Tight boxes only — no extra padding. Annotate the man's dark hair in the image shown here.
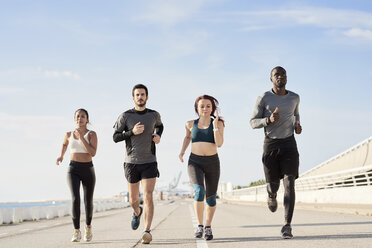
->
[132,84,148,96]
[271,66,286,75]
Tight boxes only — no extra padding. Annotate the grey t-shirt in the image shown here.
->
[250,90,300,139]
[113,108,163,164]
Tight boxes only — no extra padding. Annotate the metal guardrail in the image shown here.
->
[222,164,372,197]
[296,164,372,191]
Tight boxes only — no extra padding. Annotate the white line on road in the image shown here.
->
[189,204,208,248]
[0,233,9,236]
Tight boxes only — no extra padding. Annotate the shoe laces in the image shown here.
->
[205,227,212,235]
[72,229,81,240]
[196,226,203,233]
[282,225,292,233]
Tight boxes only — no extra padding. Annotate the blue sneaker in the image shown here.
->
[131,206,143,230]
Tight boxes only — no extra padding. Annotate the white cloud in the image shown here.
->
[230,8,372,29]
[344,28,372,42]
[0,87,25,94]
[0,67,81,83]
[0,112,70,140]
[285,8,372,29]
[58,21,123,45]
[134,0,207,27]
[239,25,272,32]
[44,70,81,80]
[226,8,372,43]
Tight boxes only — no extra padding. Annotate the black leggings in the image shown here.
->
[188,153,220,206]
[267,175,296,223]
[67,161,96,229]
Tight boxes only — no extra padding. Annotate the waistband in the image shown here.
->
[189,153,219,164]
[263,135,297,153]
[69,160,93,167]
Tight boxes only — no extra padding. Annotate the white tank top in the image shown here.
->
[69,130,91,154]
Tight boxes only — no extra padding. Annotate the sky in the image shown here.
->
[0,0,371,202]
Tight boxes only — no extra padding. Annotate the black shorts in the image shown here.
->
[124,162,159,184]
[262,149,299,183]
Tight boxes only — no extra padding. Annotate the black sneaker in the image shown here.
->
[194,225,203,238]
[204,227,213,241]
[281,224,293,239]
[267,194,277,212]
[131,206,143,230]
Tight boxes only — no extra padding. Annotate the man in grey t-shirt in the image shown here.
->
[250,66,302,239]
[113,84,163,244]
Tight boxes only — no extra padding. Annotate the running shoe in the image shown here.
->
[131,206,143,230]
[71,229,81,242]
[141,230,152,244]
[204,227,213,241]
[84,226,93,242]
[281,224,293,239]
[267,194,278,212]
[194,225,203,238]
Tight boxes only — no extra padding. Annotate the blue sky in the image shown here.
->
[0,0,371,202]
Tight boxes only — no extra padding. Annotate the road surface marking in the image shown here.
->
[189,204,208,248]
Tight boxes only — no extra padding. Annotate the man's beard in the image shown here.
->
[136,100,146,107]
[276,81,286,88]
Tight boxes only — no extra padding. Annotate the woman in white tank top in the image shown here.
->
[56,109,98,242]
[57,109,98,163]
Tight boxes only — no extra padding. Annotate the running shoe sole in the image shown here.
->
[267,196,278,212]
[142,232,152,244]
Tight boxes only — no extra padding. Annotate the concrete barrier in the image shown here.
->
[0,199,129,224]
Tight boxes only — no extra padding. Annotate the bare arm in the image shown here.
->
[79,130,98,157]
[294,97,302,134]
[56,132,70,165]
[179,121,193,162]
[213,120,224,147]
[212,112,224,147]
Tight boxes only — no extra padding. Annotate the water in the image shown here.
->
[0,201,69,208]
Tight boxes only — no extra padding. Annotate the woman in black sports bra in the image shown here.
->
[179,95,225,241]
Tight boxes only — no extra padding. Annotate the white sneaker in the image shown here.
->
[71,229,81,242]
[84,226,93,242]
[141,231,152,244]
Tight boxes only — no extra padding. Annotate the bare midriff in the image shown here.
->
[191,142,217,156]
[70,153,92,162]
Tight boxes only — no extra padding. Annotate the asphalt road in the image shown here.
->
[1,199,372,248]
